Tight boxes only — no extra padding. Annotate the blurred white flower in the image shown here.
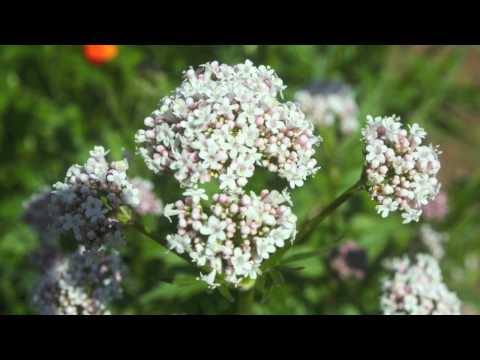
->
[381,254,461,315]
[294,81,359,135]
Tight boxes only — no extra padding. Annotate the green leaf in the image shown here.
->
[282,250,322,265]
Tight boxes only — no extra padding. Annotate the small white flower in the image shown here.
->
[200,216,227,244]
[164,203,181,222]
[376,198,399,218]
[409,123,426,142]
[231,248,252,276]
[183,188,208,204]
[198,270,220,290]
[166,234,191,254]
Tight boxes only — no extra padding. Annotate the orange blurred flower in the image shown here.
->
[84,45,119,65]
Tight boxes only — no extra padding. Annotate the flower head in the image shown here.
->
[135,60,321,192]
[32,250,124,315]
[48,146,139,252]
[361,115,441,223]
[381,254,461,315]
[164,188,297,287]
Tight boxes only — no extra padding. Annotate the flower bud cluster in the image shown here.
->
[48,146,140,251]
[164,188,297,288]
[135,60,320,191]
[32,250,124,315]
[361,115,441,223]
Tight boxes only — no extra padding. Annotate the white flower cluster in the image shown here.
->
[164,188,297,288]
[420,224,448,260]
[131,177,163,216]
[361,115,441,223]
[33,250,124,315]
[48,146,140,251]
[381,254,461,315]
[295,81,359,135]
[135,60,320,191]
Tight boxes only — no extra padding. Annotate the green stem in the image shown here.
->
[295,176,365,244]
[261,175,366,272]
[236,289,254,315]
[131,221,192,265]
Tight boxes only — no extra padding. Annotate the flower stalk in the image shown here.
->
[236,288,255,315]
[295,174,366,244]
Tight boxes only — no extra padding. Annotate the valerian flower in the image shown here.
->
[32,250,124,315]
[135,60,321,192]
[164,188,297,287]
[361,115,441,223]
[48,146,140,252]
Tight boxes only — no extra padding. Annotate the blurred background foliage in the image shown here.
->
[1,45,479,314]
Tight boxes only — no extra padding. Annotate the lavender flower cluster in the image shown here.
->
[135,60,320,191]
[381,254,460,315]
[48,146,140,252]
[165,188,297,288]
[295,81,359,135]
[23,147,156,315]
[32,250,124,315]
[361,115,441,223]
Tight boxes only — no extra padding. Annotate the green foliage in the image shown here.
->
[1,45,480,314]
